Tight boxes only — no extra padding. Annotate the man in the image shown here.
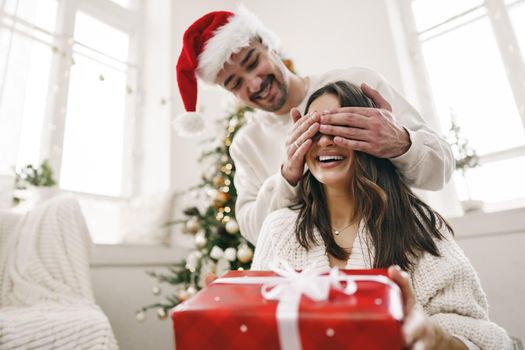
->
[175,8,453,245]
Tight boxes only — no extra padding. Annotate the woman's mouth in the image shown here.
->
[316,155,347,168]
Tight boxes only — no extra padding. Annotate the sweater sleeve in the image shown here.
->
[341,68,454,191]
[250,212,277,270]
[411,232,512,350]
[230,134,298,245]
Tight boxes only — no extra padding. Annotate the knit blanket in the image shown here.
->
[0,196,118,349]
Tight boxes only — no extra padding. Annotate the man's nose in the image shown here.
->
[246,73,262,94]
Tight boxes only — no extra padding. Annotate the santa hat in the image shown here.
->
[174,6,280,136]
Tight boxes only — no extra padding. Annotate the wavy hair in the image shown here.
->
[290,81,452,271]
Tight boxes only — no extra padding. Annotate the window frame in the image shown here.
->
[0,0,142,198]
[398,0,525,210]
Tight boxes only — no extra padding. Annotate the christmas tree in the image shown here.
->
[137,102,255,321]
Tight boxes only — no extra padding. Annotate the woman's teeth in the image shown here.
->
[318,155,345,163]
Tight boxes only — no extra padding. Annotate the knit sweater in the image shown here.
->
[251,208,512,350]
[230,67,454,245]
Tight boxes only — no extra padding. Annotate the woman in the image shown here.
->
[251,81,511,349]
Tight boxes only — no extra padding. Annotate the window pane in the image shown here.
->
[421,17,525,155]
[4,0,58,33]
[0,30,53,172]
[455,156,525,203]
[74,12,129,62]
[411,0,484,32]
[60,14,129,197]
[509,0,525,64]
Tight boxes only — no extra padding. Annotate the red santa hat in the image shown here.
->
[174,6,280,136]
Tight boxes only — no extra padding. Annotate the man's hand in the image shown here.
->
[282,108,319,186]
[388,266,468,350]
[319,83,411,158]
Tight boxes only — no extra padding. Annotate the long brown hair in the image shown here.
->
[291,81,452,271]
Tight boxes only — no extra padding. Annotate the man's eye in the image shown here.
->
[232,79,241,91]
[247,58,259,71]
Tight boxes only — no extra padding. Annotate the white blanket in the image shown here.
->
[0,196,118,349]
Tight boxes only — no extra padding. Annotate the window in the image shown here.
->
[402,0,525,209]
[0,0,140,242]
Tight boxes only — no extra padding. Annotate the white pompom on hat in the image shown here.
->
[174,6,280,136]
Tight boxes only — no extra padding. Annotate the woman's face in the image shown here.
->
[305,93,354,188]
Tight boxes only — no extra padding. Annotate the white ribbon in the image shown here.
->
[213,260,403,350]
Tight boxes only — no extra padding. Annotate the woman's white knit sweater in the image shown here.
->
[251,208,512,350]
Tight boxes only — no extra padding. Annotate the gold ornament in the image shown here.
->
[178,289,190,302]
[186,217,200,234]
[225,219,239,234]
[212,192,230,208]
[237,245,253,263]
[152,286,161,295]
[156,308,167,320]
[213,175,225,187]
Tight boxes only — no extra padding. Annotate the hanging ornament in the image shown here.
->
[185,250,202,272]
[194,230,207,248]
[135,310,146,322]
[225,219,239,234]
[178,289,190,302]
[237,245,253,263]
[156,308,168,320]
[213,175,225,187]
[210,246,224,260]
[186,285,197,296]
[224,247,237,262]
[212,192,230,208]
[152,286,161,296]
[185,217,200,234]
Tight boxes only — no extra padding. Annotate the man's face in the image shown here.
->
[215,39,288,113]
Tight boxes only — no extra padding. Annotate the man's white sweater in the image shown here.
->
[230,67,454,245]
[252,208,512,350]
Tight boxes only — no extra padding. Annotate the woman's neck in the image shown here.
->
[323,184,355,228]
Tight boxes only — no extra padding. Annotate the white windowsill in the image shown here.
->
[448,206,525,239]
[89,242,185,267]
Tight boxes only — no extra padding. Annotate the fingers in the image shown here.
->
[320,112,369,128]
[290,107,302,123]
[402,308,426,346]
[290,139,313,163]
[361,82,393,112]
[319,124,369,141]
[333,137,370,153]
[287,120,319,157]
[387,265,416,312]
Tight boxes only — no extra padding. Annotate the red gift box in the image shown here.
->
[172,269,404,350]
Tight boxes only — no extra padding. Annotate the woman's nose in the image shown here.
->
[316,133,335,146]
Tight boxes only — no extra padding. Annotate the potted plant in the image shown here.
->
[14,160,58,209]
[448,119,482,213]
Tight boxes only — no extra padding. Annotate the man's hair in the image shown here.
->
[290,81,452,271]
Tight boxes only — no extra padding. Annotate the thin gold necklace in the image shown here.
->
[333,222,353,236]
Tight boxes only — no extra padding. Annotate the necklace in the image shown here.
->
[333,222,353,235]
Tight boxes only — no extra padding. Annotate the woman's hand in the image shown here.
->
[388,266,468,350]
[281,108,319,186]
